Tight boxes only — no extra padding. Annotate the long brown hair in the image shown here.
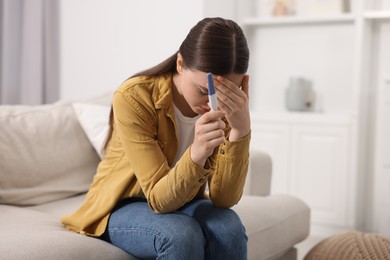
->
[102,17,249,153]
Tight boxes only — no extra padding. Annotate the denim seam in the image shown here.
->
[109,227,169,253]
[197,222,215,260]
[109,227,167,241]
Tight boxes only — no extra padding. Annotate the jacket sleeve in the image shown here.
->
[208,131,251,208]
[113,90,210,213]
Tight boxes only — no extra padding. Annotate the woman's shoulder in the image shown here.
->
[114,73,173,108]
[117,74,172,95]
[117,75,156,93]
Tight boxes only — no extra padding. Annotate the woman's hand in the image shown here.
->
[191,110,226,167]
[215,75,250,141]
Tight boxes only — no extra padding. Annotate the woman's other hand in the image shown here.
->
[215,75,250,141]
[191,110,226,167]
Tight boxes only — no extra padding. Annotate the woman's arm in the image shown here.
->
[208,75,251,207]
[113,89,210,213]
[208,132,251,208]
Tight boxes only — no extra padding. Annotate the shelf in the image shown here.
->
[364,11,390,21]
[242,14,355,27]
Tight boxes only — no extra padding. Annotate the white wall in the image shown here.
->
[248,23,355,114]
[58,0,205,101]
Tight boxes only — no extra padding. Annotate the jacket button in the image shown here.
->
[220,149,225,154]
[199,178,204,183]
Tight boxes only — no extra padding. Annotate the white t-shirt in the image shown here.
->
[172,104,200,167]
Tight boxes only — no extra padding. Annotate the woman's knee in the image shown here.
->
[205,208,247,259]
[166,215,205,245]
[213,208,247,240]
[157,215,205,259]
[180,200,247,243]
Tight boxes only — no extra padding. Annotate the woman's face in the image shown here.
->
[174,68,244,116]
[177,69,212,115]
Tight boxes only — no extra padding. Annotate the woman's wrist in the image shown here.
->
[228,128,250,142]
[190,145,207,167]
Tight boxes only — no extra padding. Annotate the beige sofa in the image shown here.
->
[0,93,310,260]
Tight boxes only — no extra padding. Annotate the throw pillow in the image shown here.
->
[0,102,100,206]
[72,103,111,158]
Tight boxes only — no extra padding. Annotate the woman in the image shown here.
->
[62,17,251,260]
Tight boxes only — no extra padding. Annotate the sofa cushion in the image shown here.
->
[0,102,100,206]
[31,193,310,260]
[0,204,134,260]
[233,194,310,260]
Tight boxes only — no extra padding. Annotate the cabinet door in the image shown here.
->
[251,122,290,193]
[377,169,390,237]
[381,82,390,169]
[372,23,390,236]
[374,80,390,237]
[290,125,350,227]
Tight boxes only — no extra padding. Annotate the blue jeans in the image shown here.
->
[101,198,247,260]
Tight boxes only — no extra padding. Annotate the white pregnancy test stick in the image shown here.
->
[207,73,218,111]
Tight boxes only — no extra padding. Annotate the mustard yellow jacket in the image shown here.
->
[61,73,250,237]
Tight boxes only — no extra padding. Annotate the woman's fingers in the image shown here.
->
[213,75,251,141]
[214,76,248,111]
[190,110,226,166]
[195,111,226,141]
[196,110,225,124]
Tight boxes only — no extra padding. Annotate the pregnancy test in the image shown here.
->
[207,73,218,111]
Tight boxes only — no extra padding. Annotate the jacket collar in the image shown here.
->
[153,73,174,113]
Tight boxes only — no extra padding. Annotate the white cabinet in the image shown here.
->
[373,85,390,236]
[251,114,354,235]
[290,124,349,227]
[250,122,290,193]
[372,64,390,236]
[236,0,390,237]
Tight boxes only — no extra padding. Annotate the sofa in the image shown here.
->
[0,92,310,260]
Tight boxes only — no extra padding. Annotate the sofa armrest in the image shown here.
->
[243,150,272,197]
